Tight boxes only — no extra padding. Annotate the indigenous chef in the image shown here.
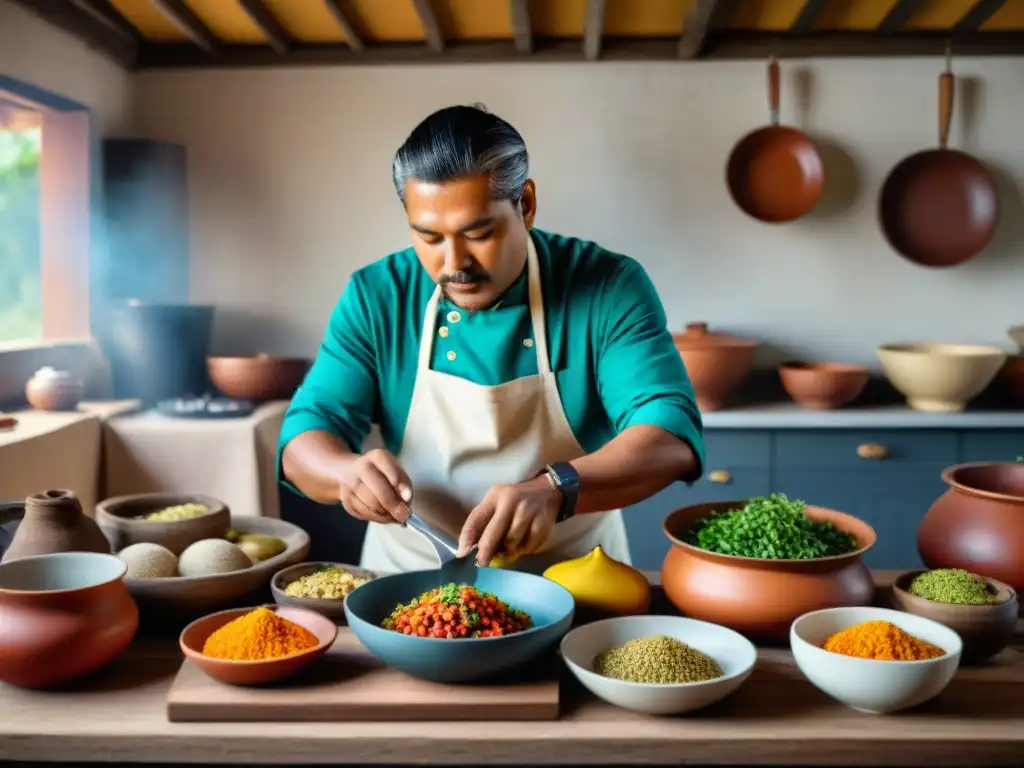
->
[278,104,704,574]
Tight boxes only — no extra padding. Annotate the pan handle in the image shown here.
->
[767,57,780,126]
[938,52,953,150]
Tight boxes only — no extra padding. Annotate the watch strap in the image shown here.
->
[541,462,580,523]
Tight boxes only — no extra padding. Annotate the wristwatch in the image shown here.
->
[539,462,580,523]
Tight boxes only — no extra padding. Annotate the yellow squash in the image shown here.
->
[543,546,651,615]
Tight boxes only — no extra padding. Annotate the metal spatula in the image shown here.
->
[404,512,478,584]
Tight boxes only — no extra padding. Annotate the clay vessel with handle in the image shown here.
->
[0,552,138,688]
[672,323,757,411]
[917,462,1024,615]
[0,490,111,564]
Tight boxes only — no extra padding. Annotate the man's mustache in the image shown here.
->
[439,270,488,285]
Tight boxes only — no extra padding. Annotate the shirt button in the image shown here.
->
[446,350,457,362]
[447,310,461,323]
[523,338,534,348]
[438,327,449,338]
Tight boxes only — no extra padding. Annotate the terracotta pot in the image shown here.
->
[1001,355,1024,405]
[661,500,876,639]
[0,552,138,688]
[25,367,83,411]
[918,463,1024,602]
[0,490,111,564]
[890,569,1018,664]
[672,323,756,412]
[778,362,869,410]
[95,492,229,556]
[207,355,310,401]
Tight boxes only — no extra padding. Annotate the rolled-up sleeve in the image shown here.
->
[595,258,705,480]
[277,273,378,494]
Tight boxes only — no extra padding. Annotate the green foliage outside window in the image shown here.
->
[0,126,43,342]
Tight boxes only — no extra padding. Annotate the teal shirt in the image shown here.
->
[278,228,705,496]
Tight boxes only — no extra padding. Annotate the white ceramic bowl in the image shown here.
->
[560,615,757,715]
[876,343,1006,412]
[790,606,962,715]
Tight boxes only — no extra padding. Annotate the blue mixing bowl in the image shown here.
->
[343,567,575,683]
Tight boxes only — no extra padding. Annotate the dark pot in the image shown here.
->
[918,463,1024,603]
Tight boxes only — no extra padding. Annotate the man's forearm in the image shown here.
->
[569,424,699,515]
[281,431,358,505]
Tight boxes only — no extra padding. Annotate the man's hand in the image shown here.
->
[338,449,413,525]
[458,476,562,565]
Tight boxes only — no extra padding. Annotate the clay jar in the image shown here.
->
[661,500,876,640]
[0,490,111,564]
[0,552,138,688]
[918,463,1024,602]
[25,367,84,411]
[672,323,756,411]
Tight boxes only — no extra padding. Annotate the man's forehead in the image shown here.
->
[405,175,501,230]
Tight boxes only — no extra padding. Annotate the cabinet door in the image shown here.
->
[624,469,771,571]
[961,431,1024,462]
[773,468,947,569]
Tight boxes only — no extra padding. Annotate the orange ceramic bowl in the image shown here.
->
[661,500,877,640]
[179,604,337,686]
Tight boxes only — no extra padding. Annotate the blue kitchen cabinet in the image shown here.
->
[960,430,1024,462]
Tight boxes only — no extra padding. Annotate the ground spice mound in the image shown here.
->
[822,619,945,661]
[201,606,320,660]
[594,634,723,684]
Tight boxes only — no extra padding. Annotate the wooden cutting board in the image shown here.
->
[166,627,560,722]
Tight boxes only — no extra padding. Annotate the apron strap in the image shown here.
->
[416,233,552,376]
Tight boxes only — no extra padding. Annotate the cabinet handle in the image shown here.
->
[856,443,888,460]
[708,469,731,483]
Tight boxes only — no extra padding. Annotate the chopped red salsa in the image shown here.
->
[381,582,533,639]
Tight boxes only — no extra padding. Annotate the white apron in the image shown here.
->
[359,235,630,575]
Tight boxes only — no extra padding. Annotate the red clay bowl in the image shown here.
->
[778,361,870,410]
[179,604,337,686]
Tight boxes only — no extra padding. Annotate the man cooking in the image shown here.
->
[278,104,704,575]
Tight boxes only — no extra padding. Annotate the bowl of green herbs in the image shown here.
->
[661,494,877,639]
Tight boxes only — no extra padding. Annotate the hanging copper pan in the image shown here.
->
[726,57,825,223]
[878,56,999,268]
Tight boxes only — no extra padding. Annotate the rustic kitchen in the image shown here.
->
[1,0,1023,765]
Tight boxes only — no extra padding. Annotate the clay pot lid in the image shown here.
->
[672,322,756,350]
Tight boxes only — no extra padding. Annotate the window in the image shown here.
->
[0,101,43,343]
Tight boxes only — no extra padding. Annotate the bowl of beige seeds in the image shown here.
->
[271,561,377,621]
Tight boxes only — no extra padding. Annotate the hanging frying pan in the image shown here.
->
[878,53,999,268]
[726,57,825,223]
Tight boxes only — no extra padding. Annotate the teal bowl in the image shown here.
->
[343,567,575,683]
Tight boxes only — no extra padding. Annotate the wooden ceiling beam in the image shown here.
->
[134,33,1024,69]
[679,0,736,59]
[5,0,138,67]
[954,0,1008,32]
[150,0,220,54]
[509,0,532,54]
[322,0,364,52]
[412,0,445,52]
[237,0,292,54]
[70,0,143,44]
[876,0,923,34]
[790,0,828,35]
[583,0,606,61]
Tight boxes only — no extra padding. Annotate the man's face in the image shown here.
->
[404,173,536,311]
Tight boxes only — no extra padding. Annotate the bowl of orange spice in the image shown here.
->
[180,604,337,685]
[790,606,962,714]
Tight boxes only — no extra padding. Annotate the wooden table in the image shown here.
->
[0,572,1021,766]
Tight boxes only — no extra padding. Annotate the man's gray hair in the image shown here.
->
[392,104,529,205]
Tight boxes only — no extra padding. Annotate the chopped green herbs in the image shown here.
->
[685,494,860,560]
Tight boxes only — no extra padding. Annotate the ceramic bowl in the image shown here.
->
[96,493,230,556]
[891,569,1018,664]
[271,561,377,621]
[123,516,310,617]
[877,343,1007,412]
[207,355,310,401]
[778,362,869,410]
[1009,325,1024,353]
[560,615,757,715]
[791,606,962,714]
[179,604,337,686]
[661,500,876,639]
[344,566,574,683]
[0,552,138,688]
